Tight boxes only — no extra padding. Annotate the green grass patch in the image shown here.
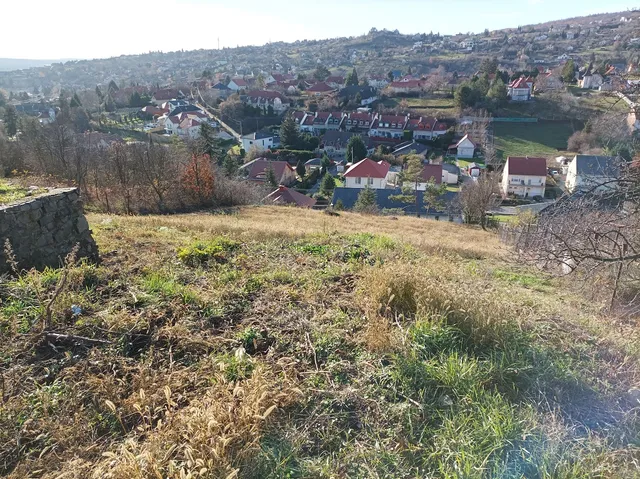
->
[0,181,46,205]
[177,237,241,266]
[492,268,551,289]
[493,120,580,159]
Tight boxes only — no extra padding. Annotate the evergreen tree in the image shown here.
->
[280,116,300,149]
[0,90,6,107]
[69,92,82,108]
[296,159,306,178]
[108,80,119,93]
[3,105,18,137]
[313,64,331,82]
[346,68,359,86]
[487,78,508,107]
[561,59,576,83]
[353,186,378,214]
[223,155,239,177]
[129,91,143,107]
[387,70,395,83]
[334,199,345,211]
[266,165,278,188]
[345,135,368,164]
[320,173,336,196]
[199,123,223,164]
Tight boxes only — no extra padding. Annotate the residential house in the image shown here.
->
[406,116,448,141]
[152,89,182,106]
[325,76,346,89]
[467,163,482,177]
[508,76,533,101]
[241,159,297,186]
[241,131,276,153]
[228,78,249,91]
[291,110,307,125]
[305,82,336,96]
[265,186,317,208]
[392,141,430,159]
[388,80,423,94]
[320,131,375,158]
[565,155,621,193]
[243,90,289,113]
[368,76,389,89]
[37,109,55,125]
[139,105,168,120]
[369,114,409,140]
[343,112,376,132]
[580,66,604,89]
[177,118,203,139]
[442,163,460,185]
[338,86,378,106]
[566,31,575,40]
[210,82,232,99]
[299,112,342,135]
[501,156,547,198]
[304,157,323,174]
[416,164,443,190]
[166,104,201,116]
[343,158,391,189]
[450,135,476,158]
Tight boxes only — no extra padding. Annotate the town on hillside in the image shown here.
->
[1,8,639,221]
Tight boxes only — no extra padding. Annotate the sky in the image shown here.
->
[2,0,638,60]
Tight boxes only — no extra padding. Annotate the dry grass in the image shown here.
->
[1,206,639,478]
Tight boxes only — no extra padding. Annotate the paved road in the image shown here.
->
[192,88,242,142]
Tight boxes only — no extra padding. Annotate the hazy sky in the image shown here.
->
[2,0,637,60]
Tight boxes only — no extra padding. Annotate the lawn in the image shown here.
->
[493,120,580,159]
[1,207,638,478]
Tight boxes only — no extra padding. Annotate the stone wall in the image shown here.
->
[0,188,98,274]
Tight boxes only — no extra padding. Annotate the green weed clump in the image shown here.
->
[177,237,240,266]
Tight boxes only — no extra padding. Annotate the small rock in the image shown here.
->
[71,305,82,316]
[438,394,454,407]
[158,226,169,232]
[627,388,640,404]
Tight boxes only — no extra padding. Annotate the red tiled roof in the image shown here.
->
[419,164,443,183]
[179,118,201,129]
[231,78,248,86]
[344,158,390,179]
[247,159,295,182]
[505,157,547,176]
[372,115,408,130]
[326,76,345,84]
[153,88,179,101]
[307,82,334,92]
[510,76,532,89]
[390,80,422,89]
[348,112,374,122]
[266,186,317,208]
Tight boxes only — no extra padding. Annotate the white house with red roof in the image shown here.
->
[368,76,389,89]
[508,76,534,101]
[343,158,391,189]
[325,76,346,89]
[369,114,409,139]
[177,118,203,139]
[299,112,343,134]
[501,156,547,197]
[241,159,297,186]
[389,80,423,94]
[228,78,249,91]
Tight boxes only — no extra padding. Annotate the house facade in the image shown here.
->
[228,78,248,91]
[369,114,409,139]
[452,135,475,158]
[501,156,547,198]
[565,155,620,193]
[242,159,297,186]
[406,117,448,141]
[343,158,391,189]
[241,131,275,152]
[243,90,289,113]
[508,76,533,101]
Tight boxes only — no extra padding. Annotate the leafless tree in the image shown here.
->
[458,172,503,229]
[510,161,640,312]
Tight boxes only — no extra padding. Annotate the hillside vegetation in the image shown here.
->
[1,207,639,478]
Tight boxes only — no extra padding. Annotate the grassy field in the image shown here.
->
[0,180,46,205]
[493,120,580,159]
[1,207,639,478]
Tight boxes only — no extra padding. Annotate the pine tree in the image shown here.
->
[561,60,576,83]
[345,135,368,164]
[3,105,18,137]
[69,92,82,108]
[487,79,508,107]
[223,155,239,177]
[108,80,119,93]
[320,173,336,196]
[266,165,278,188]
[353,186,378,214]
[280,116,300,149]
[346,68,359,86]
[296,159,306,178]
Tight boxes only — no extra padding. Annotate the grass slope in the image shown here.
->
[493,121,581,159]
[1,207,639,478]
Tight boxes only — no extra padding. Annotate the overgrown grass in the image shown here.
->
[1,207,638,478]
[0,180,46,205]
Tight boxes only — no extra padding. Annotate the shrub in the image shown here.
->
[177,237,240,266]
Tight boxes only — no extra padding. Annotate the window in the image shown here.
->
[355,177,362,184]
[367,177,374,185]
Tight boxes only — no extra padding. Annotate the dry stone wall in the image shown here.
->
[0,188,98,274]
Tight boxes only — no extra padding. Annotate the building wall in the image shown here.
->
[0,188,98,274]
[344,177,386,189]
[457,146,474,158]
